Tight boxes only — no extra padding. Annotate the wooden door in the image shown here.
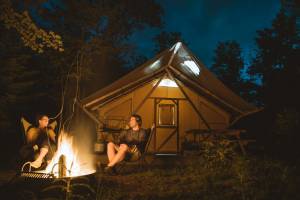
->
[153,98,179,154]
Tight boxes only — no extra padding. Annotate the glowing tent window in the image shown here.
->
[158,78,178,87]
[183,60,200,76]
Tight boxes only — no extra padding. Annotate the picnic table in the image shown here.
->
[185,129,254,154]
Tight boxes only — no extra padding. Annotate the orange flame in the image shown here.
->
[45,132,95,177]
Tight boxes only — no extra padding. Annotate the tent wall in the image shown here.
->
[95,77,230,153]
[182,83,229,128]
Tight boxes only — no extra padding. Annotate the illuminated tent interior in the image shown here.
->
[79,42,260,154]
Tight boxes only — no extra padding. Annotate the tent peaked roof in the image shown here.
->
[81,42,260,121]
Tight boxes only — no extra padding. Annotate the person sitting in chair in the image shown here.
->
[105,114,146,173]
[21,114,56,169]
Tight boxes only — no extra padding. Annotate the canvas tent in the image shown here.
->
[80,42,260,154]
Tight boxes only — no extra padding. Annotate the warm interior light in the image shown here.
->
[158,78,178,87]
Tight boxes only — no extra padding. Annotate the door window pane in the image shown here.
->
[158,104,176,126]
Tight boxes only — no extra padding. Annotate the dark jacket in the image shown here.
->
[118,128,147,151]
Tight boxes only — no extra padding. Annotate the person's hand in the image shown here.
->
[33,145,39,151]
[151,123,155,130]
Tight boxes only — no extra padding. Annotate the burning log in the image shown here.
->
[44,132,95,178]
[58,154,67,178]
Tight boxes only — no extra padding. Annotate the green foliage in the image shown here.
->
[236,157,299,200]
[0,0,64,53]
[35,0,163,94]
[201,135,237,170]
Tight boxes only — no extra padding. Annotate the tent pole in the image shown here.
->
[167,42,182,66]
[169,65,244,114]
[176,99,180,153]
[76,101,103,125]
[133,75,164,114]
[154,98,157,152]
[86,69,165,109]
[166,68,212,130]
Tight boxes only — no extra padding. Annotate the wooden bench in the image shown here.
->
[185,129,255,155]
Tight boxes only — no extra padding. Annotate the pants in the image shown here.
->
[114,144,141,162]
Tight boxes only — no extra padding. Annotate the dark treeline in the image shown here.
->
[211,1,300,161]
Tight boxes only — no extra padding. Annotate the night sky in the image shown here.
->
[130,0,281,67]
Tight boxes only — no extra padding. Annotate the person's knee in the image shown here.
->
[107,142,115,148]
[119,144,129,151]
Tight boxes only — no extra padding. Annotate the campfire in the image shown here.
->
[16,131,97,200]
[41,132,95,178]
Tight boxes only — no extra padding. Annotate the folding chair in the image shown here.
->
[19,118,36,161]
[19,117,57,171]
[20,117,57,143]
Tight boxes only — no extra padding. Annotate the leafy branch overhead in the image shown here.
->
[0,1,64,53]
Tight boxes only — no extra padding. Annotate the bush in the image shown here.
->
[201,134,237,171]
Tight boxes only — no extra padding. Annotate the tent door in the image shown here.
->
[153,98,179,154]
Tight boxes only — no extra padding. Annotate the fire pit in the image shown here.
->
[4,132,98,200]
[45,132,95,178]
[8,170,97,200]
[20,132,96,178]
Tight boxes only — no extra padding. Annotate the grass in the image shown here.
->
[95,154,300,200]
[1,139,300,200]
[95,136,300,200]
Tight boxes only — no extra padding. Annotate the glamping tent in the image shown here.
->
[80,42,260,154]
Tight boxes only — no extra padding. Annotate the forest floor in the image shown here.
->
[95,154,300,200]
[1,153,300,200]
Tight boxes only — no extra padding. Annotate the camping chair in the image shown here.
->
[20,117,57,144]
[115,124,155,174]
[19,117,57,171]
[19,117,37,163]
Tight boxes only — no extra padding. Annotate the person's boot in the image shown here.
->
[30,159,42,168]
[30,147,48,169]
[104,166,117,175]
